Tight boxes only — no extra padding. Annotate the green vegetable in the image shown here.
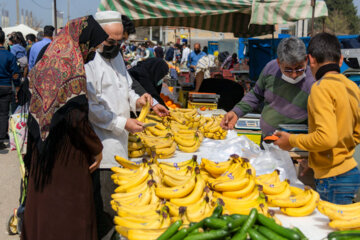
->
[204,217,228,229]
[248,228,269,240]
[188,228,202,236]
[231,208,258,240]
[227,216,248,231]
[211,205,223,218]
[157,220,182,240]
[257,214,300,240]
[220,215,232,222]
[291,227,308,240]
[328,230,360,238]
[169,228,189,240]
[328,236,360,240]
[230,214,247,220]
[187,220,204,233]
[183,229,229,240]
[257,225,287,240]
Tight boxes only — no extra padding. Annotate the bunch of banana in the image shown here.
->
[255,169,290,196]
[318,200,360,230]
[128,133,146,158]
[175,131,202,153]
[279,188,319,217]
[114,155,145,169]
[200,115,228,140]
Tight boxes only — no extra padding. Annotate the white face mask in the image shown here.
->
[281,72,306,84]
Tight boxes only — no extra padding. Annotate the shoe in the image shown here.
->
[0,142,7,150]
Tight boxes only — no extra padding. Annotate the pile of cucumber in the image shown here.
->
[327,230,360,240]
[157,205,308,240]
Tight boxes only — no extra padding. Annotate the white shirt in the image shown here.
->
[85,52,140,169]
[181,47,191,63]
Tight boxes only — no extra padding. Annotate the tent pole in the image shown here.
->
[311,0,316,36]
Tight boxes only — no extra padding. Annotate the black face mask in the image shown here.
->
[100,44,120,59]
[194,49,201,54]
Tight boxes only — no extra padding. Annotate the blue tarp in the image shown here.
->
[248,35,359,81]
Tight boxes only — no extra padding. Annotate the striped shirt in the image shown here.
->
[232,59,315,136]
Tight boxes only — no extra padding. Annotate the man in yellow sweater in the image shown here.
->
[275,32,360,204]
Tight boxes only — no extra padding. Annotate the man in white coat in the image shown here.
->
[85,11,152,239]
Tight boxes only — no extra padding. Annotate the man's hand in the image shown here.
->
[190,65,196,70]
[220,111,238,130]
[273,131,293,151]
[296,158,310,177]
[89,152,102,173]
[136,93,153,109]
[152,104,169,117]
[125,118,144,133]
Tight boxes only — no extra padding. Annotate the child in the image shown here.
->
[274,32,360,204]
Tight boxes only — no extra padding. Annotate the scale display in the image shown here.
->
[235,118,261,130]
[278,124,308,133]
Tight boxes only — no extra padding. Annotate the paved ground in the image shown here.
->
[0,143,20,240]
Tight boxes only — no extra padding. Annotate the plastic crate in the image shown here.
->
[187,101,217,110]
[237,132,262,146]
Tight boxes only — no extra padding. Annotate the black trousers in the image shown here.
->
[0,86,12,141]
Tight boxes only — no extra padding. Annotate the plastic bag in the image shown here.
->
[9,106,28,154]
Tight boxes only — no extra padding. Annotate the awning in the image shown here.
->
[98,0,328,37]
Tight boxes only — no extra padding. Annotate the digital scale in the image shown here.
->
[188,92,220,103]
[278,124,308,133]
[235,118,261,130]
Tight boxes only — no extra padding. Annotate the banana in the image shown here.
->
[318,200,360,211]
[111,166,137,175]
[329,217,360,230]
[280,189,320,217]
[114,216,162,229]
[155,142,177,155]
[268,187,311,208]
[257,179,289,195]
[128,134,141,142]
[111,180,149,199]
[114,166,150,193]
[127,228,167,240]
[137,101,150,122]
[128,141,144,150]
[113,202,162,216]
[160,212,172,228]
[160,165,194,176]
[114,155,142,169]
[146,113,163,122]
[170,174,206,206]
[148,126,171,137]
[256,170,280,184]
[222,176,256,198]
[210,177,249,192]
[202,158,233,176]
[165,201,183,217]
[155,174,196,199]
[163,175,190,187]
[186,199,209,222]
[174,134,197,147]
[159,156,197,168]
[178,138,201,153]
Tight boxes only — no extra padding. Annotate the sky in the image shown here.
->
[0,0,100,27]
[1,0,360,28]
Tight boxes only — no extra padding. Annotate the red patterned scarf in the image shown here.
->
[28,16,107,140]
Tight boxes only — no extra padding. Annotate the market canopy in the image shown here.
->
[98,0,328,37]
[3,24,38,36]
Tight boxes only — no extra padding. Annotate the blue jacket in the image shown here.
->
[187,51,206,71]
[10,44,26,59]
[28,38,52,70]
[0,47,20,86]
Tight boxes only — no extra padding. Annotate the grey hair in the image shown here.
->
[277,37,307,64]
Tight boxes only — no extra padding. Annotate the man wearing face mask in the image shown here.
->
[221,37,315,137]
[187,43,206,84]
[84,11,153,240]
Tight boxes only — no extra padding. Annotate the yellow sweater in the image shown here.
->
[289,73,360,179]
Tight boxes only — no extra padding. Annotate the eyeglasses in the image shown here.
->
[283,68,306,74]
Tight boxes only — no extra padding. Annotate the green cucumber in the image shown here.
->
[227,216,248,231]
[188,220,205,233]
[230,214,247,220]
[211,205,223,218]
[157,220,182,240]
[220,215,233,222]
[183,229,229,240]
[257,225,287,240]
[231,208,258,240]
[204,217,228,229]
[257,214,301,240]
[291,227,308,240]
[328,230,360,238]
[248,228,269,240]
[328,236,360,240]
[169,227,190,240]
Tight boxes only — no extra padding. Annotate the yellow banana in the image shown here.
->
[128,134,141,142]
[137,101,150,122]
[210,177,250,192]
[329,217,360,230]
[113,202,162,216]
[268,187,312,208]
[186,199,208,222]
[222,177,256,198]
[170,174,206,206]
[128,148,145,158]
[111,166,137,175]
[155,174,196,199]
[128,141,144,150]
[127,228,167,240]
[280,189,320,217]
[178,138,201,153]
[174,134,197,147]
[159,156,197,168]
[114,166,150,193]
[155,142,177,155]
[163,175,190,187]
[111,180,149,199]
[147,113,163,122]
[148,126,171,137]
[114,155,142,169]
[114,216,162,229]
[258,179,289,195]
[202,158,233,176]
[256,170,280,184]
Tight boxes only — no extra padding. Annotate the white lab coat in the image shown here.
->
[85,52,140,169]
[181,47,191,64]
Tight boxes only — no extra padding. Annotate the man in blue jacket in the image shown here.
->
[187,43,206,84]
[0,30,20,149]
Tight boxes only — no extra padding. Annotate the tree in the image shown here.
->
[324,0,360,34]
[324,10,351,34]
